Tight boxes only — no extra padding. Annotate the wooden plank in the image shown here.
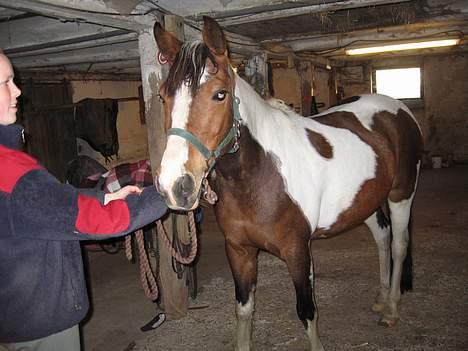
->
[192,0,412,26]
[0,0,155,31]
[280,21,468,53]
[0,15,127,51]
[10,41,140,68]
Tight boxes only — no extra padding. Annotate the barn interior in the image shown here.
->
[1,1,467,350]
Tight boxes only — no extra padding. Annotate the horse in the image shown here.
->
[66,155,108,189]
[74,98,119,161]
[153,17,423,350]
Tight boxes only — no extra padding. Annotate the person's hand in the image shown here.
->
[104,185,142,205]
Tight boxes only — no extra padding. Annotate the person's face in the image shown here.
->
[0,54,21,125]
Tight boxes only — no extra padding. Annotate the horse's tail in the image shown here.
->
[400,212,413,294]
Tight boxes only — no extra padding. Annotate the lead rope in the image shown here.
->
[124,211,198,301]
[202,178,218,204]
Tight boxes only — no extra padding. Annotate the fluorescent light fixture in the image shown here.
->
[346,39,460,55]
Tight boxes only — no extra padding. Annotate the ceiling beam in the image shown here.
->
[270,20,468,53]
[191,0,412,26]
[0,14,136,53]
[10,41,139,68]
[0,0,158,31]
[6,32,138,58]
[18,70,141,81]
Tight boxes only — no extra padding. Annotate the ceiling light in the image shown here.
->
[346,39,460,55]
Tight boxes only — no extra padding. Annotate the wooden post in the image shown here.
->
[244,53,269,97]
[138,14,189,320]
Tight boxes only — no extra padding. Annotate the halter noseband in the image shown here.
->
[167,95,242,162]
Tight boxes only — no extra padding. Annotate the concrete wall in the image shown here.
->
[423,54,468,162]
[337,53,468,163]
[71,80,149,167]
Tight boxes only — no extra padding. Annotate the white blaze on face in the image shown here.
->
[159,83,192,200]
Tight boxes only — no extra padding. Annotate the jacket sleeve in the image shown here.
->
[76,187,105,204]
[10,168,168,241]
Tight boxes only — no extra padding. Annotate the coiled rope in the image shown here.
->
[125,180,218,301]
[125,211,198,301]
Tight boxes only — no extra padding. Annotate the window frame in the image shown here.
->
[372,65,424,107]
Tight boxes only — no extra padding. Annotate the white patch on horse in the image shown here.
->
[315,94,417,131]
[199,67,210,85]
[235,289,255,351]
[235,76,376,231]
[158,84,192,196]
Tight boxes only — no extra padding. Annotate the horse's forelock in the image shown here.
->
[165,41,217,96]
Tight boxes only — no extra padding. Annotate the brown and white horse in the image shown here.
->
[153,17,423,351]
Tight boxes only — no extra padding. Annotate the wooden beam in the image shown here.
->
[0,15,130,51]
[10,41,139,68]
[191,0,412,26]
[17,70,141,81]
[275,20,468,53]
[0,0,156,31]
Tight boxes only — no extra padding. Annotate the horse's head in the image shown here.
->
[154,17,239,210]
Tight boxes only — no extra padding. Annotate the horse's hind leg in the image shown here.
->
[365,209,392,314]
[285,242,324,351]
[225,241,259,351]
[382,192,416,326]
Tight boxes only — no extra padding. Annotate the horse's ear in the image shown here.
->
[202,16,227,56]
[153,21,182,64]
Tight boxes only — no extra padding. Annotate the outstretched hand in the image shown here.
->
[104,185,142,205]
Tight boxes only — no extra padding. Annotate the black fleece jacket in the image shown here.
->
[0,124,168,342]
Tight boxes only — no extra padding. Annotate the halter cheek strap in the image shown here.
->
[167,95,242,162]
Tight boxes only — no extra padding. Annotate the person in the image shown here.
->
[0,51,167,351]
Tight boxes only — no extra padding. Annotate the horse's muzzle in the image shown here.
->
[172,174,196,209]
[155,173,198,210]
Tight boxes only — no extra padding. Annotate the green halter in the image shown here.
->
[167,95,241,161]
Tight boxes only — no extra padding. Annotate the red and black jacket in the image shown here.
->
[0,124,167,342]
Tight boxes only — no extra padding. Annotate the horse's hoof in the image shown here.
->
[378,316,398,327]
[371,303,385,313]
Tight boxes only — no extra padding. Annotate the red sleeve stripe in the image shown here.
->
[75,195,130,235]
[0,146,43,193]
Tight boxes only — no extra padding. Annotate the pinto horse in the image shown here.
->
[153,17,423,350]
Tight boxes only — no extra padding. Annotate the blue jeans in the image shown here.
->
[0,325,80,351]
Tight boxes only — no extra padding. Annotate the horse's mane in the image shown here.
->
[165,41,217,96]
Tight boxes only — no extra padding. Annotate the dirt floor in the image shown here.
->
[82,165,468,351]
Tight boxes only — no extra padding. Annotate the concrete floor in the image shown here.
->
[81,165,468,351]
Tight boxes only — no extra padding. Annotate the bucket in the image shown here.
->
[431,156,442,169]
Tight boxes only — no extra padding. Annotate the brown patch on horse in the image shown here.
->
[306,130,333,159]
[373,109,423,202]
[313,112,397,236]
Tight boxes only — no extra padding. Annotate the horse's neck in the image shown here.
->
[234,76,274,133]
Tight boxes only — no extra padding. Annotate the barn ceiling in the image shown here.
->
[0,0,467,79]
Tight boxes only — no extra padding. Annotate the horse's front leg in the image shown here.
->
[284,241,324,351]
[225,240,259,351]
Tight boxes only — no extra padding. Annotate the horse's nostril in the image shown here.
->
[172,174,195,203]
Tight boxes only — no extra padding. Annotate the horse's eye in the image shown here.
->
[158,94,165,104]
[213,90,227,102]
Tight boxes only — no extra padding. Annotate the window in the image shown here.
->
[374,67,421,99]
